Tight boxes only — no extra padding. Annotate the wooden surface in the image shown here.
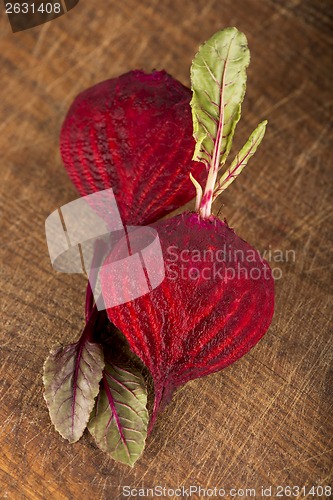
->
[1,1,332,498]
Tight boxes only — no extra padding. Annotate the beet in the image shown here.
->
[60,70,206,226]
[101,212,274,428]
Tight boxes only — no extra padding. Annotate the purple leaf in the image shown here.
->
[43,334,104,443]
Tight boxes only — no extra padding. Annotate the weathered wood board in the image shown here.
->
[0,0,332,498]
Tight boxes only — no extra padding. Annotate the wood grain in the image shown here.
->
[0,0,332,498]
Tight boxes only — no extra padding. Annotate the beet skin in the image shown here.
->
[101,212,274,427]
[60,70,206,226]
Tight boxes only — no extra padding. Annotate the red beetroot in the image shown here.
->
[101,212,274,427]
[60,70,206,226]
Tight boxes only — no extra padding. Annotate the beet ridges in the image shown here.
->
[60,70,206,226]
[102,213,274,427]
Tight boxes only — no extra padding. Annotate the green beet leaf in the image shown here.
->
[88,363,149,467]
[190,27,250,170]
[213,120,267,198]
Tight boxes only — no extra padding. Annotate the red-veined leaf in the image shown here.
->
[88,363,148,467]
